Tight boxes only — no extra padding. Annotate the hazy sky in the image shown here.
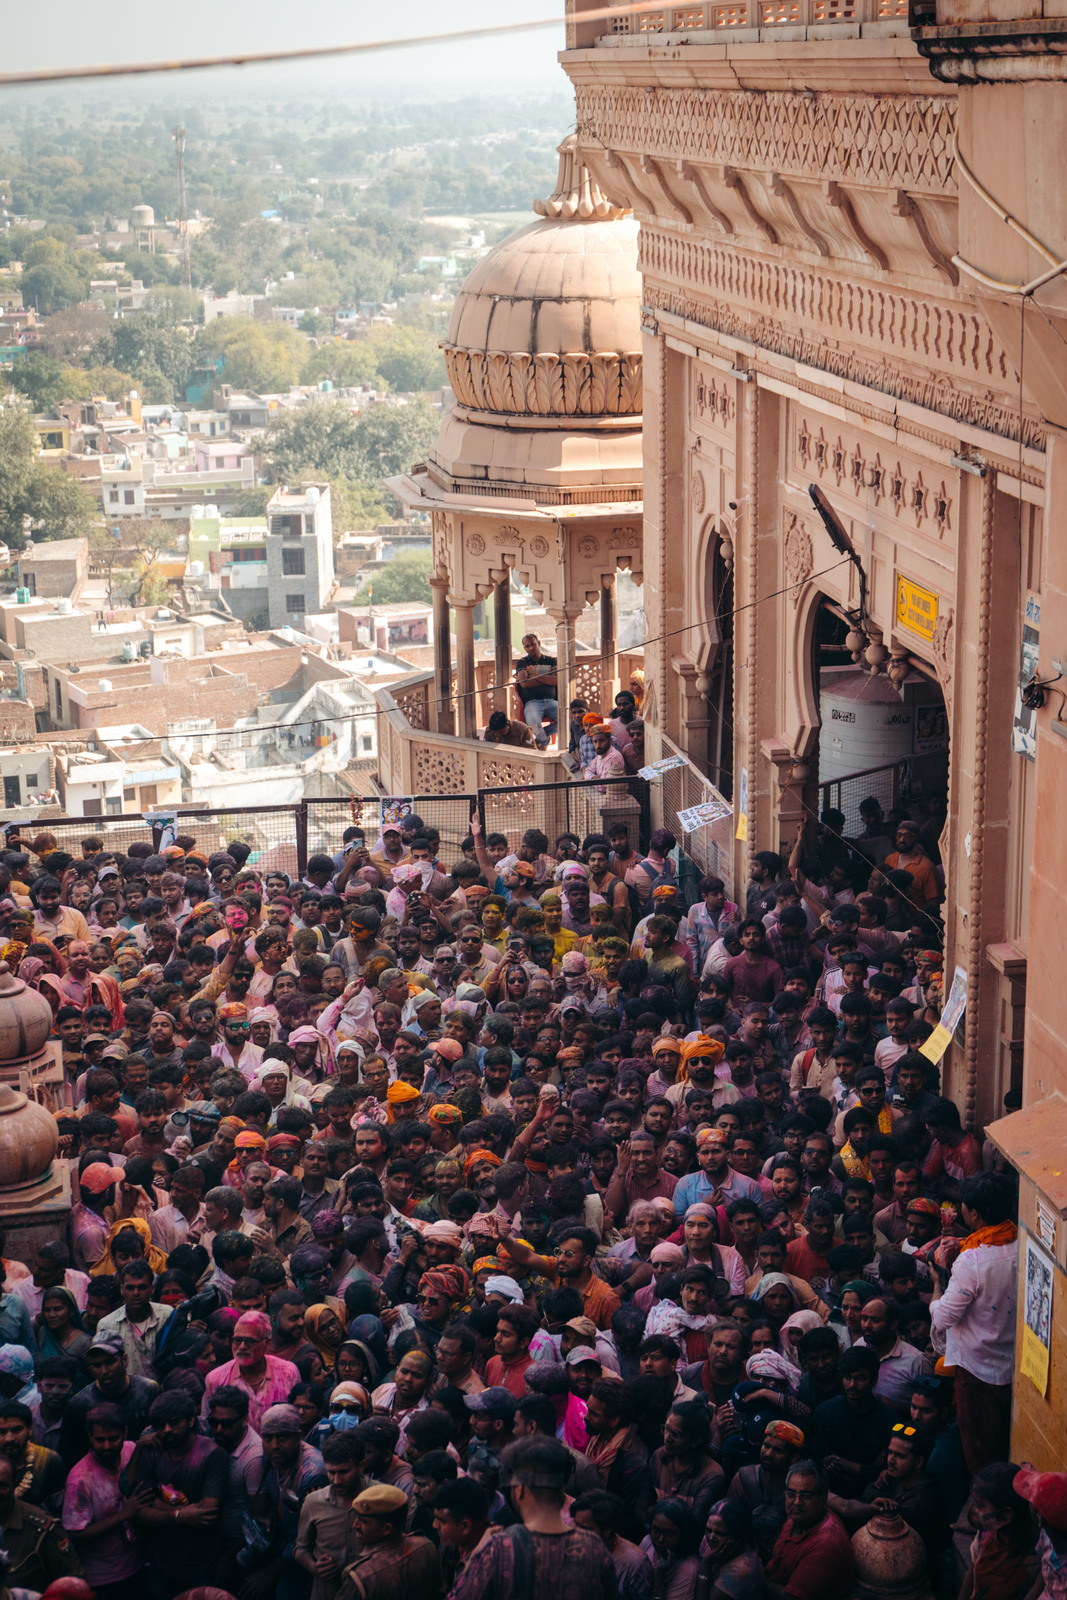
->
[1,0,568,94]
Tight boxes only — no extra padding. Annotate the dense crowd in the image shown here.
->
[0,799,1052,1600]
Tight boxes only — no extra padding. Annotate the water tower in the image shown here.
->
[131,203,156,254]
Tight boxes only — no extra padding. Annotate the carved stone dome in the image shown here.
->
[442,134,641,421]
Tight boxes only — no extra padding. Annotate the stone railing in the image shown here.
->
[374,676,572,798]
[567,0,909,44]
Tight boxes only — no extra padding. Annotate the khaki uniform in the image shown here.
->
[338,1533,442,1600]
[0,1499,83,1591]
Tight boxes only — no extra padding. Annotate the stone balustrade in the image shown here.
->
[570,0,909,43]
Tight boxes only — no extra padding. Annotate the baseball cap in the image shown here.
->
[464,1386,517,1420]
[88,1332,126,1356]
[565,1316,598,1342]
[79,1163,125,1195]
[380,822,403,836]
[565,1346,602,1368]
[1015,1467,1067,1531]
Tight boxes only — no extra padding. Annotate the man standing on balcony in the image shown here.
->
[513,633,558,750]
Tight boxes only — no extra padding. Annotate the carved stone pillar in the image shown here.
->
[600,577,617,708]
[429,577,453,736]
[494,578,512,716]
[549,605,583,736]
[451,598,477,741]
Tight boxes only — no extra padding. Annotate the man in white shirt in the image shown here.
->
[929,1172,1018,1475]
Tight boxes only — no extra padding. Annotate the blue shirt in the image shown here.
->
[672,1168,763,1216]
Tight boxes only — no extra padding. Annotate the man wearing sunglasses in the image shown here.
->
[201,1311,301,1434]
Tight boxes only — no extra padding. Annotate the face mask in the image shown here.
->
[327,1410,362,1433]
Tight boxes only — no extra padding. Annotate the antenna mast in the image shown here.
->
[172,123,191,290]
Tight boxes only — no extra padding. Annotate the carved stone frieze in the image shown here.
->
[575,86,958,196]
[638,231,1042,447]
[794,417,955,539]
[443,346,643,417]
[694,370,735,430]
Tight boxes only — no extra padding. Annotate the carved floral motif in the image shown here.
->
[931,608,954,717]
[529,535,551,558]
[783,512,814,605]
[466,534,486,556]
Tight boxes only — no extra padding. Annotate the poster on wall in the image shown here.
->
[736,768,749,842]
[919,964,967,1064]
[1022,1234,1055,1396]
[380,797,414,828]
[1011,593,1041,761]
[146,813,178,850]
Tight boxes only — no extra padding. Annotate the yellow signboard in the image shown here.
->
[896,576,939,640]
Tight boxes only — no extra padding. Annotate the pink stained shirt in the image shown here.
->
[201,1352,302,1433]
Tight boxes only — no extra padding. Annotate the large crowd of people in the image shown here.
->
[0,799,1051,1600]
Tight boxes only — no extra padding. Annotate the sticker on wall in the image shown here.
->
[919,964,967,1065]
[736,768,749,842]
[1037,1199,1057,1254]
[1012,592,1041,762]
[1022,1234,1054,1396]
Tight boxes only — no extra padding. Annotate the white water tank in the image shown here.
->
[819,669,915,784]
[56,597,73,614]
[97,679,113,692]
[131,204,155,228]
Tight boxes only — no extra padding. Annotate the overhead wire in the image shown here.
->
[0,4,657,88]
[38,556,853,751]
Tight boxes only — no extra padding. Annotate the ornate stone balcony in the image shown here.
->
[581,0,909,40]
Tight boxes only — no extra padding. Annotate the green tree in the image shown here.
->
[298,312,331,337]
[0,405,101,549]
[0,408,38,551]
[368,326,446,394]
[91,317,193,398]
[328,476,387,532]
[364,550,432,604]
[19,256,89,314]
[351,401,439,480]
[232,485,273,517]
[144,284,203,323]
[82,365,141,401]
[300,341,382,390]
[24,466,100,543]
[9,351,67,411]
[193,317,305,392]
[258,401,362,481]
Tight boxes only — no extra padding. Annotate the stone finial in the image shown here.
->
[533,133,630,222]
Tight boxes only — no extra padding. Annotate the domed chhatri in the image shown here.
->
[0,961,71,1244]
[442,133,642,421]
